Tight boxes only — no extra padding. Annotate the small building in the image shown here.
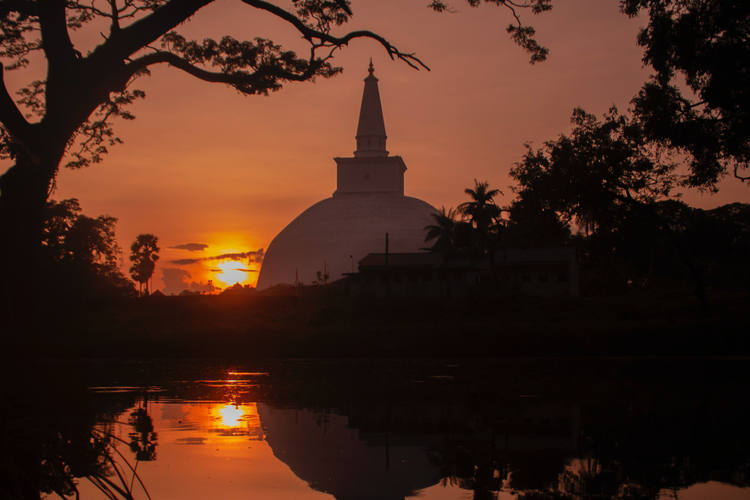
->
[349,247,579,298]
[350,252,481,299]
[493,247,579,297]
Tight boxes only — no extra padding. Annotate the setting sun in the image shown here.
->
[214,260,251,287]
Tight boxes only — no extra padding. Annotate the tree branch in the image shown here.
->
[109,0,121,34]
[123,51,320,90]
[91,0,213,62]
[37,1,76,66]
[734,164,749,182]
[240,0,430,70]
[0,63,33,150]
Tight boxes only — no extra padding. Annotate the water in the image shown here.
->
[4,358,750,499]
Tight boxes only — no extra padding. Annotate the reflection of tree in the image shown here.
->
[432,436,507,500]
[2,374,153,500]
[128,399,158,462]
[256,361,750,500]
[36,426,113,499]
[429,401,750,500]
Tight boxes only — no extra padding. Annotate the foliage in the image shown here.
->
[0,0,550,170]
[458,180,502,234]
[428,0,552,63]
[509,107,677,233]
[459,179,504,256]
[41,198,134,298]
[503,197,570,248]
[43,198,120,270]
[507,105,749,296]
[622,0,750,187]
[129,233,160,295]
[424,206,459,253]
[425,181,504,256]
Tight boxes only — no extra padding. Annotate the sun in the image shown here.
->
[214,260,249,286]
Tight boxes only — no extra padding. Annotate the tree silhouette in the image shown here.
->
[66,214,121,270]
[129,234,159,295]
[41,198,134,299]
[424,206,458,253]
[504,197,570,248]
[458,180,503,255]
[0,1,551,314]
[622,0,750,187]
[43,199,120,275]
[459,181,502,230]
[41,198,84,263]
[509,108,676,234]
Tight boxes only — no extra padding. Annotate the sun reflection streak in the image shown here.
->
[208,402,264,441]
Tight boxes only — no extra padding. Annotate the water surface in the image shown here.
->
[5,358,749,499]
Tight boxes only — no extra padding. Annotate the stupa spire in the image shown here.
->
[355,59,388,158]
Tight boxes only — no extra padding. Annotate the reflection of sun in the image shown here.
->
[218,404,245,427]
[214,260,248,286]
[210,403,264,441]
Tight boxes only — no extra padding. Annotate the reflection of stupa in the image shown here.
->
[257,403,440,500]
[257,62,437,289]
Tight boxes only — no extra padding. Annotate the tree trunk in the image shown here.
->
[0,153,58,333]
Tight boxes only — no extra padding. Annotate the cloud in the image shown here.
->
[162,267,220,295]
[170,248,264,266]
[162,268,191,294]
[233,268,258,273]
[172,258,203,265]
[170,243,209,252]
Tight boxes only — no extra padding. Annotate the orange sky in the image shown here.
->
[2,0,747,292]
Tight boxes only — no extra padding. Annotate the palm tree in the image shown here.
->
[129,234,159,295]
[424,206,458,253]
[458,180,503,255]
[459,180,502,234]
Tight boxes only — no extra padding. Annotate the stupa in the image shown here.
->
[257,62,437,289]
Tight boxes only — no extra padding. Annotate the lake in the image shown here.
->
[4,358,749,499]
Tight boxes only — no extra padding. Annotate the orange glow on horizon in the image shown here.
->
[162,237,261,292]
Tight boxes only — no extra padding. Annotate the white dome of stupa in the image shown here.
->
[257,62,437,289]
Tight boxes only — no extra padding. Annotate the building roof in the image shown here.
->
[359,252,442,268]
[493,247,576,264]
[358,247,577,272]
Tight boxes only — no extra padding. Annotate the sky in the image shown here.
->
[2,0,747,292]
